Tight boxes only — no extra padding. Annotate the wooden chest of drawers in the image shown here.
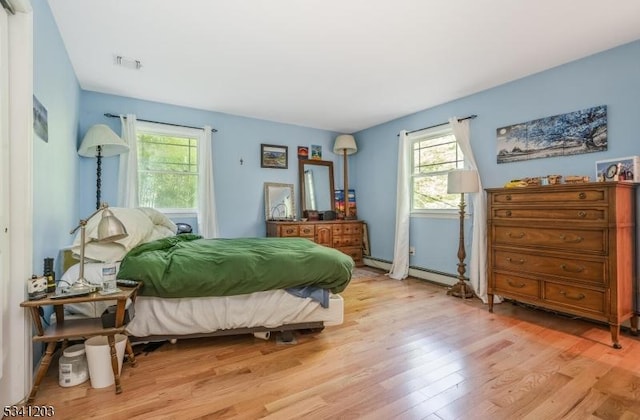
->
[266,220,364,266]
[487,182,638,348]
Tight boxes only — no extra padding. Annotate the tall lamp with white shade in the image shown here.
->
[447,169,479,299]
[333,134,358,219]
[78,124,129,209]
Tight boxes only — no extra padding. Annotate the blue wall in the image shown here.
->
[33,0,81,278]
[79,92,342,237]
[353,40,640,275]
[34,0,640,279]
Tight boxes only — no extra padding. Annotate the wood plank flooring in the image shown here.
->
[24,267,640,419]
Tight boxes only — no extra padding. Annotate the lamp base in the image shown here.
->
[447,280,475,299]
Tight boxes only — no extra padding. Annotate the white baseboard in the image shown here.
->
[363,257,457,287]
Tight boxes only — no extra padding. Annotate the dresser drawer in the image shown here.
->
[338,246,363,264]
[543,282,605,315]
[492,207,607,222]
[279,225,300,237]
[299,225,315,237]
[333,236,362,247]
[332,223,362,236]
[493,226,606,253]
[493,250,606,285]
[493,273,540,299]
[491,188,606,205]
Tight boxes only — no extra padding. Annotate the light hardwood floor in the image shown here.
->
[25,267,640,419]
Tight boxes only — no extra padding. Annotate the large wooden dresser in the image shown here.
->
[267,220,364,266]
[487,182,638,348]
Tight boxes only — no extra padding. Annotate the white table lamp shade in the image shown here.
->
[78,124,129,157]
[333,134,357,155]
[447,169,479,194]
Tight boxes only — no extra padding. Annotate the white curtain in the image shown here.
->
[117,114,139,208]
[448,117,499,304]
[197,126,219,238]
[388,130,411,279]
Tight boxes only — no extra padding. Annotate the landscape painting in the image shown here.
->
[496,105,607,164]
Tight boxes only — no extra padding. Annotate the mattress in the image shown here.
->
[126,290,344,338]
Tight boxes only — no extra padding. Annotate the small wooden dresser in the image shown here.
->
[267,220,364,266]
[487,182,638,348]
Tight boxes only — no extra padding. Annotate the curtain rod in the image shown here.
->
[400,114,477,136]
[104,113,218,133]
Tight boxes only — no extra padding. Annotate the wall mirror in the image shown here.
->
[264,182,296,220]
[298,159,335,213]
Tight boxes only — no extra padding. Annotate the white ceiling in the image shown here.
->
[48,0,640,133]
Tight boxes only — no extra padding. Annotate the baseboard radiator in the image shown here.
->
[363,256,457,287]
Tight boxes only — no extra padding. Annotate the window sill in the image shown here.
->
[410,210,471,220]
[158,209,198,218]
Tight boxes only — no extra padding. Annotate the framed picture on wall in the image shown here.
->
[261,144,288,169]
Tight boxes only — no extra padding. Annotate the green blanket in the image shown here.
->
[117,235,354,298]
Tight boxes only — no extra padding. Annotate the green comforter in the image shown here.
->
[117,234,354,298]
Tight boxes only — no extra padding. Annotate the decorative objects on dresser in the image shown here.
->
[487,182,638,349]
[267,220,364,266]
[333,134,358,219]
[78,124,129,209]
[299,159,335,219]
[595,156,639,182]
[264,182,295,220]
[446,169,480,299]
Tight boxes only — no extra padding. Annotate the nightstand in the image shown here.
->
[20,284,141,402]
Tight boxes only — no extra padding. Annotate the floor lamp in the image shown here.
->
[78,124,129,209]
[333,134,358,219]
[447,169,479,299]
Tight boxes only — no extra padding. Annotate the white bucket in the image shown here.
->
[84,334,127,389]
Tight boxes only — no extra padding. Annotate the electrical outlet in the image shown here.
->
[409,246,416,255]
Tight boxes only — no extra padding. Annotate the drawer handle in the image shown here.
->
[285,229,295,234]
[577,211,587,218]
[578,192,586,199]
[507,232,525,239]
[559,234,584,243]
[559,290,586,301]
[505,195,512,201]
[506,257,525,265]
[560,263,585,273]
[505,210,512,217]
[507,280,526,288]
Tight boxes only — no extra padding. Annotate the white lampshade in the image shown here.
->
[78,124,129,157]
[333,134,358,155]
[447,169,479,194]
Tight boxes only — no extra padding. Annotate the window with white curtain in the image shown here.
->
[135,122,200,213]
[409,126,465,214]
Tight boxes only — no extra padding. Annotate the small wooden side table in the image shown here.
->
[20,284,141,403]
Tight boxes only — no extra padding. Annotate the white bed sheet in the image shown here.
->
[126,290,344,337]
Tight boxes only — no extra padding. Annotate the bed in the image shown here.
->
[61,207,353,342]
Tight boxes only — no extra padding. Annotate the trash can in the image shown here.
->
[84,334,127,389]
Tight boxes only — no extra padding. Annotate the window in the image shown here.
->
[410,126,464,213]
[136,122,200,212]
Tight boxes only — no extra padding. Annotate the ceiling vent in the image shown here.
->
[114,55,142,70]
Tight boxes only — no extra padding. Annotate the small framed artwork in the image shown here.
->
[595,156,639,182]
[261,144,288,169]
[311,144,322,160]
[297,146,309,159]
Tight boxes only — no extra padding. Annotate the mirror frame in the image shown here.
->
[298,159,335,214]
[264,182,296,221]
